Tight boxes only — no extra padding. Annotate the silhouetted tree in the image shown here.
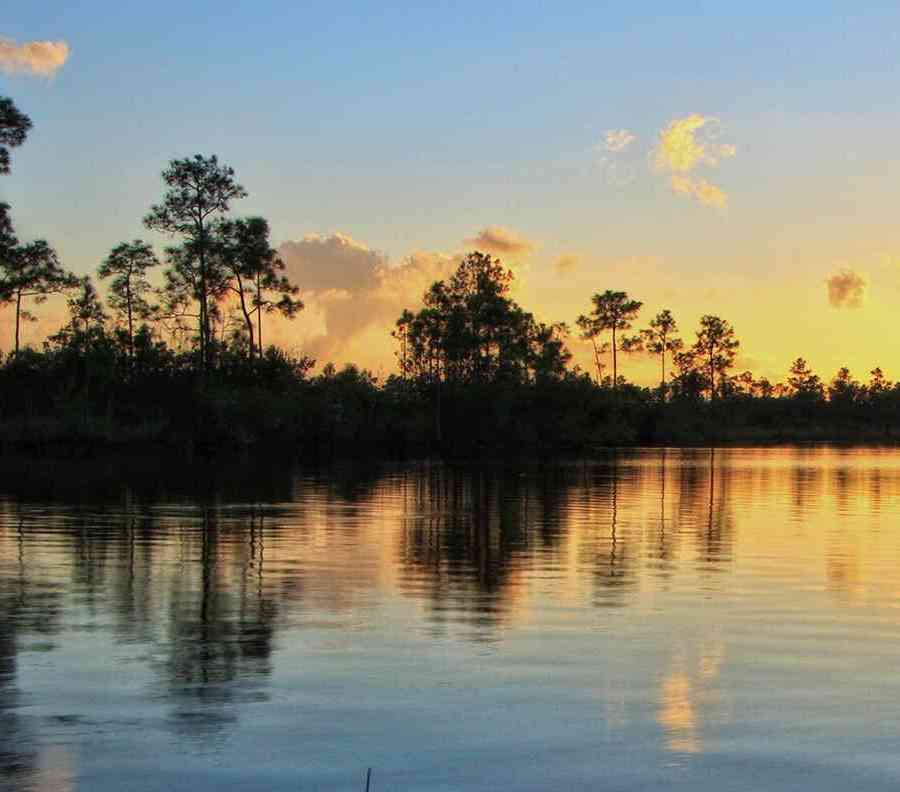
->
[396,251,569,386]
[215,217,303,359]
[0,98,32,316]
[670,349,705,400]
[828,367,861,406]
[577,290,642,388]
[691,315,739,399]
[755,377,775,399]
[867,367,891,396]
[98,240,160,360]
[0,205,16,299]
[788,357,824,400]
[46,276,108,354]
[0,97,31,176]
[144,155,247,372]
[640,309,683,391]
[1,240,76,357]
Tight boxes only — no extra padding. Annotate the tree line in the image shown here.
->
[2,94,899,457]
[1,97,301,369]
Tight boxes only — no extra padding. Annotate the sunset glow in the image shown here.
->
[4,3,900,385]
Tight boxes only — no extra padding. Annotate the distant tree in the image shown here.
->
[734,370,755,395]
[215,217,303,359]
[575,313,610,382]
[640,309,683,391]
[47,276,108,353]
[828,367,861,406]
[0,97,32,175]
[866,367,891,397]
[787,357,824,400]
[97,240,160,360]
[691,315,739,399]
[577,290,642,388]
[144,155,247,371]
[1,240,77,357]
[754,377,775,399]
[670,349,705,400]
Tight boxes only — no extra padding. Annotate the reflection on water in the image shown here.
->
[1,448,900,790]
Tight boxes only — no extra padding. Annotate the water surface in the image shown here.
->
[2,448,900,791]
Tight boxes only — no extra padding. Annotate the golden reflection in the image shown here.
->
[0,448,899,760]
[1,449,899,639]
[658,669,700,754]
[34,745,75,792]
[657,640,727,756]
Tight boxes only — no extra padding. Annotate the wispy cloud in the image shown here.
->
[826,268,867,308]
[464,226,535,258]
[652,114,735,207]
[554,255,579,276]
[602,129,635,153]
[594,128,640,186]
[0,37,70,77]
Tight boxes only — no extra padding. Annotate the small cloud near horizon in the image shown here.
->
[826,268,867,309]
[0,37,70,76]
[554,255,579,276]
[464,225,535,258]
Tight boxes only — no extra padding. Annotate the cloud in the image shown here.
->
[278,233,385,291]
[603,129,635,153]
[554,255,579,276]
[670,174,728,209]
[0,37,70,76]
[594,129,640,187]
[826,268,867,308]
[276,232,533,368]
[463,226,535,258]
[652,114,735,207]
[278,234,460,366]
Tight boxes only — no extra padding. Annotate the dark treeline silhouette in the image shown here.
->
[2,95,899,458]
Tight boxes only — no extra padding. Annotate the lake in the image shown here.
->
[2,447,899,791]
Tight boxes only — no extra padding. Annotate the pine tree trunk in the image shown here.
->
[14,289,21,358]
[256,272,263,361]
[612,326,617,388]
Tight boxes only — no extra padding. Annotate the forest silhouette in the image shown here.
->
[2,95,899,458]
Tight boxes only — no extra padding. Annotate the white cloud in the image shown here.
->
[603,129,636,153]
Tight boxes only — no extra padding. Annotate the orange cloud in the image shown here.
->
[0,37,70,76]
[463,226,535,258]
[278,234,460,367]
[826,268,867,309]
[652,114,735,207]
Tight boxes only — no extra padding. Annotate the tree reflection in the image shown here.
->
[398,467,568,638]
[0,507,64,787]
[161,507,278,738]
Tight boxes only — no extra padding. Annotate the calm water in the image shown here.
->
[2,448,900,791]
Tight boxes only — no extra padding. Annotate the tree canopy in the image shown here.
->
[576,290,642,387]
[394,251,571,386]
[144,154,247,371]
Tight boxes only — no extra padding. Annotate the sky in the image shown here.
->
[3,2,900,383]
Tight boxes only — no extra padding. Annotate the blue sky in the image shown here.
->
[4,2,900,377]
